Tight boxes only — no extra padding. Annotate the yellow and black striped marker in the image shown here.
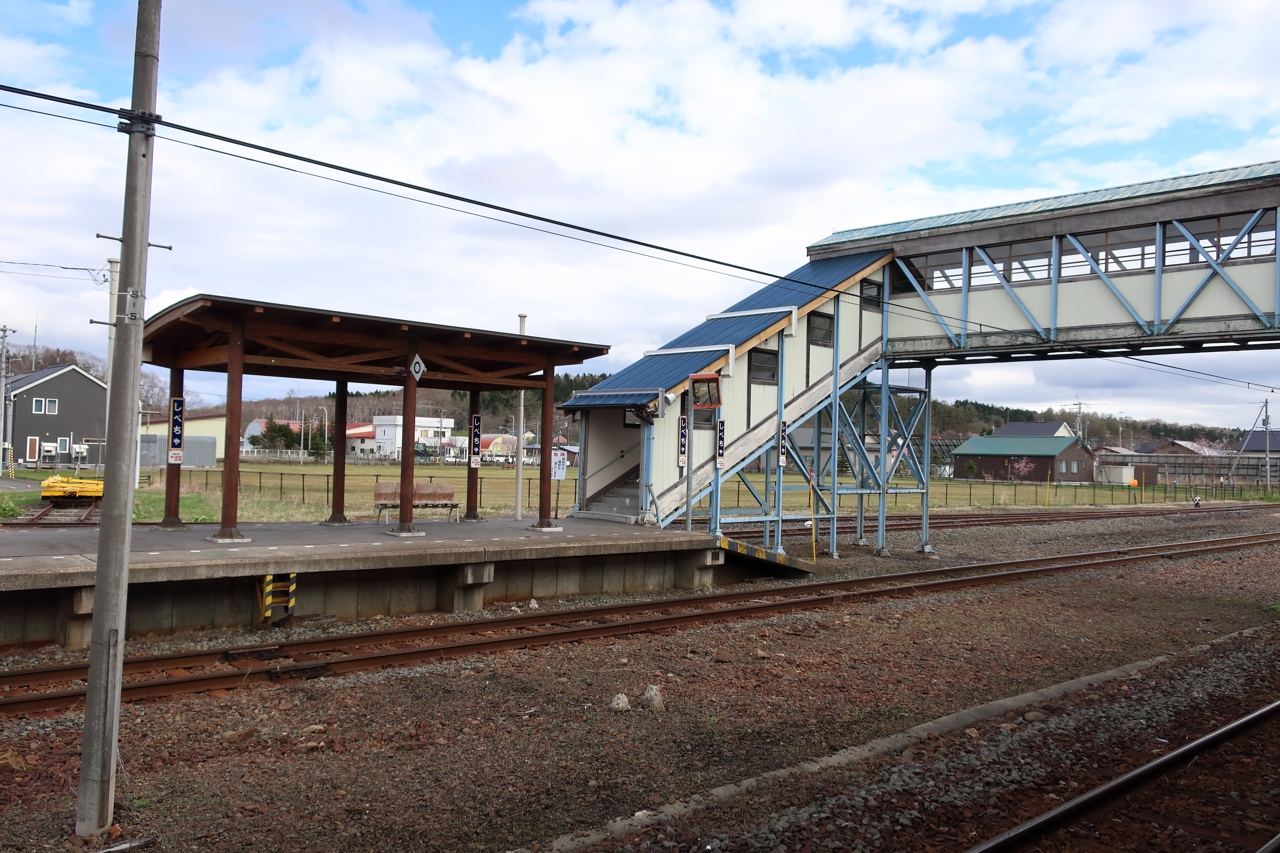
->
[259,573,298,624]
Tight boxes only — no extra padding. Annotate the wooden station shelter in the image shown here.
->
[143,295,609,540]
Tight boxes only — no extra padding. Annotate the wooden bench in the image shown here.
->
[374,482,460,524]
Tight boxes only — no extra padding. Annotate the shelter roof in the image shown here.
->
[144,295,609,392]
[811,159,1280,250]
[564,251,888,409]
[951,435,1082,457]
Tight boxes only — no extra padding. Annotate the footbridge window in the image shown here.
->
[893,208,1277,293]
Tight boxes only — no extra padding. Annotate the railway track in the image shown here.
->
[966,698,1280,852]
[3,530,1278,716]
[719,502,1275,537]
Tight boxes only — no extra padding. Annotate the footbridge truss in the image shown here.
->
[565,160,1280,556]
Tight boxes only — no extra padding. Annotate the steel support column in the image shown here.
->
[874,359,891,557]
[324,380,349,524]
[856,389,868,546]
[917,366,935,554]
[158,366,184,530]
[711,405,723,536]
[773,333,786,553]
[829,296,841,558]
[211,316,247,542]
[1154,222,1165,333]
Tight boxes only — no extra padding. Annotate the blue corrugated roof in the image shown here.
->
[565,252,887,409]
[810,159,1280,249]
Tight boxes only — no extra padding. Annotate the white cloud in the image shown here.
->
[1,0,1278,427]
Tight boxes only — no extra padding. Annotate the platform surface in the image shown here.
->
[0,517,718,591]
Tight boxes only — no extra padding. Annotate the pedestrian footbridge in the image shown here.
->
[564,161,1280,554]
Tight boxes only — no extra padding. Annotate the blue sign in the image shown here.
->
[169,397,184,449]
[470,414,482,468]
[678,416,688,468]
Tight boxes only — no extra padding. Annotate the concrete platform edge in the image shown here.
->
[520,623,1272,853]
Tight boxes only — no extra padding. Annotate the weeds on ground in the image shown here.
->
[0,496,20,518]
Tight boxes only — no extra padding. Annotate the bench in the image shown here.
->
[374,482,460,524]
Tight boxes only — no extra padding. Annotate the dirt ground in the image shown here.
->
[2,508,1278,852]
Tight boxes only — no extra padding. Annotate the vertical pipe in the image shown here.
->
[1050,235,1060,341]
[875,358,890,556]
[641,419,653,520]
[829,296,841,558]
[325,380,349,524]
[1154,221,1165,333]
[712,405,722,536]
[514,313,527,520]
[576,409,588,512]
[159,366,184,529]
[960,247,970,348]
[762,448,771,546]
[396,348,418,534]
[465,390,480,520]
[212,316,246,542]
[1273,208,1279,328]
[856,393,867,545]
[918,366,934,553]
[774,333,786,553]
[535,361,556,527]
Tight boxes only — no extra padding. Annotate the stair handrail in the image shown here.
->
[583,440,642,484]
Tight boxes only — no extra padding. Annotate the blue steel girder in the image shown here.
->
[894,258,961,347]
[836,400,882,489]
[887,394,929,484]
[1063,233,1154,334]
[737,470,766,509]
[973,245,1050,340]
[880,391,928,485]
[785,433,834,514]
[1165,211,1273,332]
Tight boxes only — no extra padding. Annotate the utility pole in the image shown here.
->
[0,326,12,475]
[514,313,527,521]
[77,0,162,838]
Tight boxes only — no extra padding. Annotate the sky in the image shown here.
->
[1,0,1279,428]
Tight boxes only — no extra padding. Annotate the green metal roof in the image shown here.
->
[811,159,1280,249]
[951,435,1081,458]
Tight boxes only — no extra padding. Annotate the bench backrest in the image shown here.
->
[413,482,456,502]
[373,482,399,503]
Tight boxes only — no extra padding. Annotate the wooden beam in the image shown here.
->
[175,346,229,369]
[243,354,397,377]
[419,350,484,377]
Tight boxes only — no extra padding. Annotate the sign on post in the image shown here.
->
[716,419,725,469]
[551,449,568,480]
[167,397,184,465]
[778,420,787,468]
[678,415,688,468]
[469,414,482,469]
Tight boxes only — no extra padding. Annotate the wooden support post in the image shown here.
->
[211,317,247,542]
[396,350,418,534]
[465,389,480,520]
[158,366,185,529]
[324,379,349,524]
[534,360,557,528]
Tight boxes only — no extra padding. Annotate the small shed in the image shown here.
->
[952,435,1094,482]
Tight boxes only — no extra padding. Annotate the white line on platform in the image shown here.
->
[340,544,348,547]
[304,545,314,548]
[149,552,158,555]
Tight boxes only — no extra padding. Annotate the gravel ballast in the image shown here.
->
[1,506,1278,852]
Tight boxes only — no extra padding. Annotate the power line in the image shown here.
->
[0,84,1273,395]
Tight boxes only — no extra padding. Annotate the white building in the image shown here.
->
[373,415,455,459]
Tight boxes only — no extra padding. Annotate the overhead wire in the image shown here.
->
[0,84,1274,395]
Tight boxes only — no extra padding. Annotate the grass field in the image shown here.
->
[7,461,1273,523]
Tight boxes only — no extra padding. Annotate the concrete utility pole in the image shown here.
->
[0,326,12,474]
[77,0,162,837]
[514,313,527,521]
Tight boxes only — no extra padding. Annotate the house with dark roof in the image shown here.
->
[951,435,1094,482]
[993,421,1074,438]
[1238,430,1280,456]
[4,364,107,467]
[1135,439,1224,456]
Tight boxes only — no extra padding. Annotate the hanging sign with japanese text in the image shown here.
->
[470,415,482,468]
[678,416,688,468]
[715,419,725,469]
[167,397,184,465]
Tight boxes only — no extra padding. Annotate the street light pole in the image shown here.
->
[77,0,163,837]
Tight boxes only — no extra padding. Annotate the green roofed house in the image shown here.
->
[951,435,1095,483]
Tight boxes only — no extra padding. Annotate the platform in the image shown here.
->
[0,518,741,648]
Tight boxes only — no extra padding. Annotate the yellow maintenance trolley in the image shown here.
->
[40,475,105,500]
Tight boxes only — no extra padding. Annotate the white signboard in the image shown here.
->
[551,449,568,480]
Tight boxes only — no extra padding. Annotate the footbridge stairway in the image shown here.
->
[566,160,1280,557]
